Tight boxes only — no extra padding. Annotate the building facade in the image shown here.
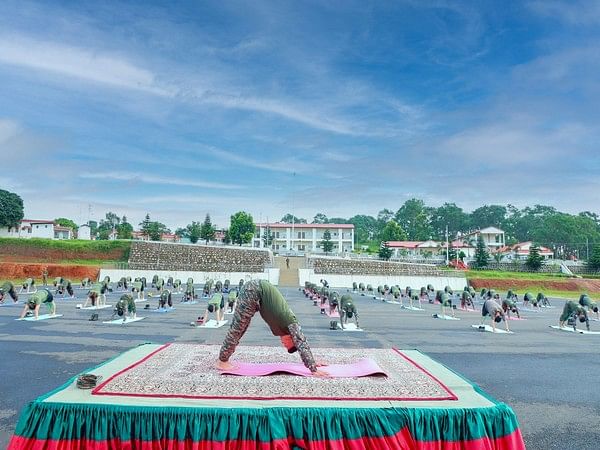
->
[456,226,505,251]
[253,223,354,254]
[0,219,57,239]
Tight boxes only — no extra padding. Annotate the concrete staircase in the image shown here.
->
[275,256,302,287]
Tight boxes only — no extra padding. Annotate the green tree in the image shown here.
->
[473,235,489,269]
[470,205,507,230]
[280,213,307,224]
[395,199,433,240]
[230,211,255,245]
[88,220,98,237]
[200,214,216,244]
[0,189,24,228]
[116,216,133,239]
[139,214,170,241]
[262,225,274,248]
[321,229,334,254]
[223,229,231,245]
[587,245,600,271]
[184,221,202,244]
[97,212,123,240]
[525,244,544,271]
[348,214,377,244]
[379,244,393,260]
[312,213,328,224]
[429,203,471,239]
[55,218,78,232]
[380,220,407,242]
[447,246,457,262]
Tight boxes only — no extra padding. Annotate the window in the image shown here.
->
[276,232,280,238]
[28,228,32,234]
[298,232,305,239]
[298,245,305,251]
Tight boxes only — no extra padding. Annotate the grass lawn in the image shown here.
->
[466,270,571,281]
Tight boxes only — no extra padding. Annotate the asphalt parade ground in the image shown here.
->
[1,285,599,449]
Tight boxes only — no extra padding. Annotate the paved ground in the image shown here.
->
[1,285,599,449]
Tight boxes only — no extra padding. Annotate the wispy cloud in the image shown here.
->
[0,34,173,96]
[528,0,600,25]
[79,172,242,190]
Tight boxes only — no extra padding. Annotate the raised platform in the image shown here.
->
[9,344,525,449]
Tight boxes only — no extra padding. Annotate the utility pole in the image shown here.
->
[291,172,295,253]
[586,238,589,260]
[445,225,449,265]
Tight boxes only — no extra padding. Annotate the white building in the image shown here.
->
[78,224,91,240]
[501,241,554,260]
[457,226,505,251]
[54,225,73,240]
[384,240,442,258]
[0,219,55,239]
[253,223,354,254]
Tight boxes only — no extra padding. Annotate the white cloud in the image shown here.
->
[0,34,173,96]
[78,172,242,190]
[528,1,600,25]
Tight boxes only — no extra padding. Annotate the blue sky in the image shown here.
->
[0,0,598,229]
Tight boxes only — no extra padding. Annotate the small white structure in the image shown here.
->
[384,240,442,258]
[0,219,55,239]
[77,224,91,240]
[253,223,354,254]
[54,225,73,240]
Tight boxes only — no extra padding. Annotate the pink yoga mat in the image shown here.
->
[220,358,387,378]
[508,316,527,321]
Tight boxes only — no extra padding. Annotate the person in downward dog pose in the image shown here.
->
[216,280,328,376]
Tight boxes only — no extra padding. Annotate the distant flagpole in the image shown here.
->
[291,172,296,252]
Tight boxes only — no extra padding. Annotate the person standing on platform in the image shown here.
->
[286,257,290,269]
[42,267,48,286]
[216,280,328,377]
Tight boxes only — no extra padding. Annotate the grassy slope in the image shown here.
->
[0,238,130,263]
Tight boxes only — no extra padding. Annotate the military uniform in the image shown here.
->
[340,294,360,329]
[0,281,18,303]
[219,280,317,373]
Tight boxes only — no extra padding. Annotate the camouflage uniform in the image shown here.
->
[219,280,317,372]
[340,294,360,328]
[0,281,18,302]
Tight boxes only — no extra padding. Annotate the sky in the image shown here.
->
[0,0,598,230]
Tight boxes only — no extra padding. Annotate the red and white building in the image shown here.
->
[253,223,354,254]
[499,241,554,260]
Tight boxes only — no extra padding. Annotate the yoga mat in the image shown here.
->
[402,306,424,311]
[432,314,460,321]
[521,308,541,313]
[325,307,339,318]
[539,305,556,309]
[151,307,175,313]
[16,314,63,321]
[338,322,363,332]
[471,324,513,334]
[385,300,403,305]
[102,317,146,325]
[180,300,199,305]
[79,305,112,310]
[549,325,600,335]
[507,316,527,321]
[134,299,147,303]
[221,358,386,378]
[198,319,228,328]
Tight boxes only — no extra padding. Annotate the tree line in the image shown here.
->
[281,199,600,259]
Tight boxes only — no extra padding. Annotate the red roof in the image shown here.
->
[53,226,72,232]
[256,223,354,229]
[21,219,55,224]
[385,241,424,248]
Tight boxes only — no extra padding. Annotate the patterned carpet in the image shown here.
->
[93,344,457,401]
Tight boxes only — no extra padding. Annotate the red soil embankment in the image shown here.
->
[469,278,600,293]
[0,246,123,262]
[0,263,99,281]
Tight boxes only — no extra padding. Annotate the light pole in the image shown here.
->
[445,225,449,265]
